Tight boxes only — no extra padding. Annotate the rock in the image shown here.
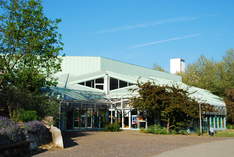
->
[50,126,64,149]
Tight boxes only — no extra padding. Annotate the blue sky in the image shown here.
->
[43,0,234,71]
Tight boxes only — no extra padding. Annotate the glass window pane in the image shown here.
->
[96,85,103,90]
[86,80,94,88]
[119,80,127,88]
[110,77,118,90]
[79,82,85,85]
[95,78,104,83]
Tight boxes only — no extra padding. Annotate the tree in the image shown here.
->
[225,89,234,124]
[153,64,165,72]
[180,50,234,124]
[130,81,201,132]
[0,0,63,118]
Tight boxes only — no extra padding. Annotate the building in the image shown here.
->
[52,56,226,131]
[170,58,185,74]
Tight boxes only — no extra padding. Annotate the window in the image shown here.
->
[128,83,135,86]
[86,80,94,88]
[110,77,118,90]
[119,80,128,88]
[78,77,104,90]
[110,77,135,90]
[95,78,104,83]
[95,85,104,90]
[79,82,85,85]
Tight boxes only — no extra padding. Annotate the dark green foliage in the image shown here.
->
[105,123,121,132]
[17,109,38,122]
[0,0,63,119]
[130,82,201,132]
[227,124,234,129]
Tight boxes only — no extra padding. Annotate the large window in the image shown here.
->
[78,77,104,90]
[110,77,135,91]
[110,77,118,90]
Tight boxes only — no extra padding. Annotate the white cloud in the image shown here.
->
[96,17,199,34]
[129,33,201,49]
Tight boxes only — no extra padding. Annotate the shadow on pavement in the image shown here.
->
[62,131,91,148]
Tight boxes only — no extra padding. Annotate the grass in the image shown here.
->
[214,129,234,137]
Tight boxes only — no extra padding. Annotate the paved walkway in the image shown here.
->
[155,139,234,157]
[34,131,230,157]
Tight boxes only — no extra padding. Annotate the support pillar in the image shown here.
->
[145,117,148,129]
[220,117,223,129]
[137,111,140,129]
[209,116,212,128]
[104,74,110,95]
[213,116,216,129]
[224,117,226,129]
[121,98,124,129]
[129,110,131,129]
[97,110,101,128]
[111,104,113,124]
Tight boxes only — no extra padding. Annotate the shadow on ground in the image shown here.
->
[62,131,91,148]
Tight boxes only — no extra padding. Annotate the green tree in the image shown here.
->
[0,0,63,118]
[225,89,234,124]
[153,64,165,72]
[180,49,234,124]
[130,81,201,132]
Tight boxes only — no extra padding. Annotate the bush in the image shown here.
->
[0,116,25,144]
[19,110,38,122]
[227,124,234,129]
[105,123,121,132]
[144,125,168,134]
[178,130,189,135]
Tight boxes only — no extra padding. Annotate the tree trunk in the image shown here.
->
[166,118,170,133]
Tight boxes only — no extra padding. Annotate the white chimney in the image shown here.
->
[170,58,185,74]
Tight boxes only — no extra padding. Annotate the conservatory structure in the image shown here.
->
[52,56,226,131]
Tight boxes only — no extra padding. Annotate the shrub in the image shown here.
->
[0,116,25,144]
[227,124,234,129]
[19,110,38,122]
[144,125,168,134]
[178,130,189,135]
[105,123,121,132]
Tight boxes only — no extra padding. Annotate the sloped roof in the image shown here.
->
[108,75,225,107]
[55,56,225,107]
[57,56,181,82]
[50,87,108,104]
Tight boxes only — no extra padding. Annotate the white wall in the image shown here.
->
[170,58,185,74]
[59,56,101,76]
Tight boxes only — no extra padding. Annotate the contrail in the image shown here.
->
[96,17,199,34]
[129,33,201,49]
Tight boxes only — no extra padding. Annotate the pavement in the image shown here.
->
[155,139,234,157]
